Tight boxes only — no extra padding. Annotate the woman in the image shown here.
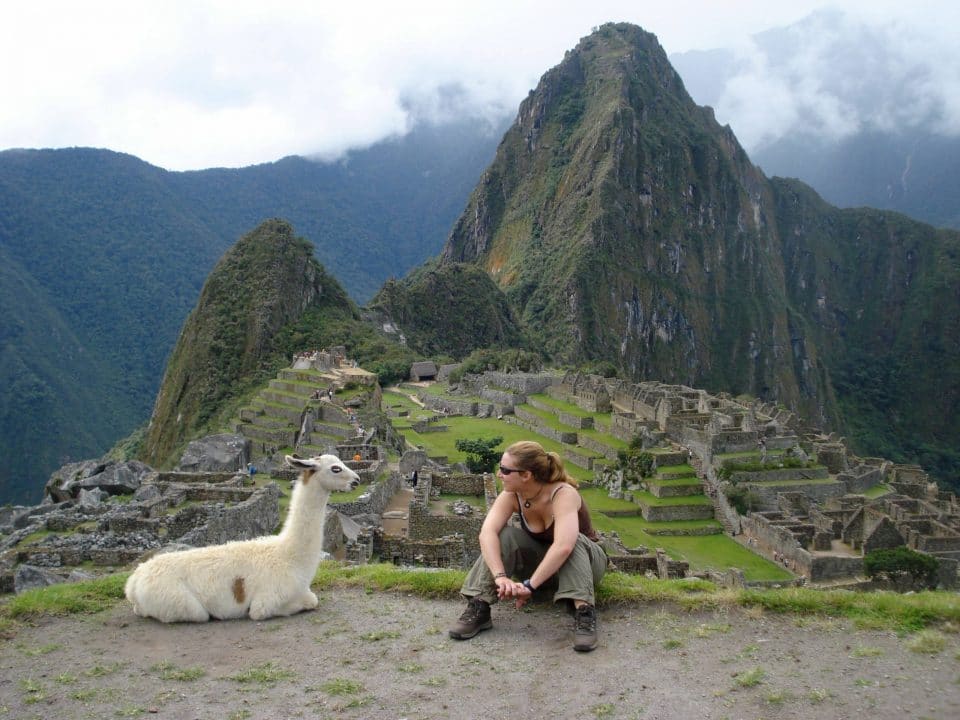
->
[448,440,606,652]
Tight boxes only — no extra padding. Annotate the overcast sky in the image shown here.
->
[2,0,957,171]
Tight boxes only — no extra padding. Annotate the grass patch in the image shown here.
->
[151,660,206,681]
[630,490,711,507]
[850,646,884,658]
[227,661,296,685]
[733,667,766,687]
[2,563,960,642]
[2,573,128,620]
[907,629,948,654]
[321,678,365,695]
[589,515,792,582]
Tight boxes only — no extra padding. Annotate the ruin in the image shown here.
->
[4,351,958,594]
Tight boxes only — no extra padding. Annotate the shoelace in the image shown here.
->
[575,608,596,631]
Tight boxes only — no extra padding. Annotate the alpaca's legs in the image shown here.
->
[137,585,210,623]
[249,589,318,620]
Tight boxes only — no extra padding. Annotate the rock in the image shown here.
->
[45,459,153,501]
[67,569,97,583]
[133,484,162,502]
[78,488,107,509]
[79,461,153,496]
[178,433,251,472]
[45,460,107,502]
[15,564,66,594]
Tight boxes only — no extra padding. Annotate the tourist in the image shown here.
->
[448,440,606,652]
[758,436,767,463]
[353,452,362,463]
[411,470,419,488]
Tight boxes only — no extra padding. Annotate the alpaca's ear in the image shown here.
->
[285,455,313,469]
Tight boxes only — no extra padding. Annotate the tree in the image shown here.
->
[455,436,504,474]
[863,546,939,590]
[616,437,654,483]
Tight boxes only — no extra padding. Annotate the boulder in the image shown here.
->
[45,460,153,502]
[14,564,65,594]
[45,460,107,502]
[178,434,250,473]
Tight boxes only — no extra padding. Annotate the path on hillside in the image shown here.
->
[2,589,958,719]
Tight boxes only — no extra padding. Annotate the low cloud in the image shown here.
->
[707,9,960,151]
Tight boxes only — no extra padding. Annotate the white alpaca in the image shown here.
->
[124,454,359,622]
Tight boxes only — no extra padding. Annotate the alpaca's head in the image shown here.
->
[285,454,360,492]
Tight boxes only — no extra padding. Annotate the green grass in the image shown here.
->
[2,564,959,639]
[589,515,791,581]
[579,486,640,512]
[2,573,127,618]
[631,490,711,506]
[863,484,893,499]
[396,415,594,483]
[227,661,296,685]
[647,477,701,487]
[655,464,695,475]
[527,393,610,422]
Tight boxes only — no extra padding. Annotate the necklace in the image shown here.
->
[522,483,545,508]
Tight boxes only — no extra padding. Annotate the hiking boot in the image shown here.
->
[449,597,492,640]
[573,604,598,652]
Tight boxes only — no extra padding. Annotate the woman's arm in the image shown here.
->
[478,491,519,597]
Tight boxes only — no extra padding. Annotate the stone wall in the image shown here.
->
[331,472,405,516]
[378,534,469,568]
[742,481,845,512]
[176,483,280,546]
[640,503,715,522]
[577,434,619,461]
[433,474,486,495]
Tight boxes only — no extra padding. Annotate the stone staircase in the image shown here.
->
[233,367,355,460]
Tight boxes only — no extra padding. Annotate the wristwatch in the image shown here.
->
[522,578,535,591]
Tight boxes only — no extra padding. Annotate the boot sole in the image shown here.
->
[448,620,492,640]
[573,638,598,652]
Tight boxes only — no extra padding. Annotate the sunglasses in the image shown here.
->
[499,465,523,475]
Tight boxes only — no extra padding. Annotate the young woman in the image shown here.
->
[448,440,606,651]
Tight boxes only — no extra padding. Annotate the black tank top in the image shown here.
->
[516,484,600,543]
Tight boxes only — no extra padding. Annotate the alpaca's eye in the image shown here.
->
[331,466,342,473]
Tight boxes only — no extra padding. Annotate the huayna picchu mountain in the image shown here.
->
[377,23,960,488]
[142,219,359,468]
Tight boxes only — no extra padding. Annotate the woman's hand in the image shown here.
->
[494,576,514,600]
[512,581,532,609]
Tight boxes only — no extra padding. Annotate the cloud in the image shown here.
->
[709,7,960,151]
[1,1,955,169]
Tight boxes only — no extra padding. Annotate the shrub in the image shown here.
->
[455,436,504,474]
[724,485,762,515]
[863,546,939,589]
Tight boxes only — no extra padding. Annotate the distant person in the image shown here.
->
[353,452,362,463]
[757,436,767,463]
[448,440,605,652]
[411,470,419,488]
[246,463,257,477]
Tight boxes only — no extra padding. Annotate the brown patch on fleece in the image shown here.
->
[232,577,246,604]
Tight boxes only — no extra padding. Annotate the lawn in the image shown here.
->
[590,513,793,582]
[396,415,594,483]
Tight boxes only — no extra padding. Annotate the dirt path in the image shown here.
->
[2,589,958,719]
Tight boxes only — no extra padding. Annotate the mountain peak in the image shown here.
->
[142,219,355,467]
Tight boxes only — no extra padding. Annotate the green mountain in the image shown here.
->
[379,23,960,489]
[143,219,355,467]
[0,119,501,502]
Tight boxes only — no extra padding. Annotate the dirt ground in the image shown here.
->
[1,588,959,720]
